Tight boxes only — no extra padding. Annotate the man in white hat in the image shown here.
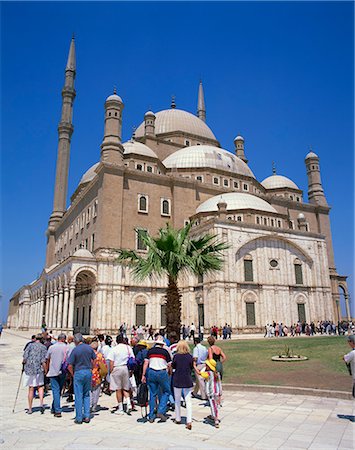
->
[141,335,172,422]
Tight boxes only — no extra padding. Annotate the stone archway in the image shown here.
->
[73,270,96,335]
[338,284,351,321]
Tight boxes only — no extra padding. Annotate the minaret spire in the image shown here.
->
[46,36,76,266]
[197,80,206,122]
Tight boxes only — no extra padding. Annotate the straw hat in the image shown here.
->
[205,359,217,371]
[137,340,148,347]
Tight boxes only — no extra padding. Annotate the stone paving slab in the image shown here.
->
[1,331,354,449]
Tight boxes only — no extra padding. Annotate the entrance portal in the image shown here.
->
[74,271,95,335]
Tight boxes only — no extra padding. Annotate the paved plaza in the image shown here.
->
[0,331,354,449]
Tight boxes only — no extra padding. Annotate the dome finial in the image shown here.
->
[272,161,276,175]
[171,95,176,109]
[113,85,117,95]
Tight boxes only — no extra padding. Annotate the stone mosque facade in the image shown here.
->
[7,38,351,334]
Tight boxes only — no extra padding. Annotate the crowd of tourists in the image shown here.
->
[21,329,227,428]
[264,320,354,338]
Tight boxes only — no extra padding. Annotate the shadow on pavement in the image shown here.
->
[337,414,355,422]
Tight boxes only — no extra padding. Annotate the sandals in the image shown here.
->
[186,423,192,430]
[26,409,33,415]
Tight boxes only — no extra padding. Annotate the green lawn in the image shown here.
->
[204,336,352,392]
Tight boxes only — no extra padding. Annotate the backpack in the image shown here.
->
[136,382,148,417]
[126,345,137,371]
[98,359,108,379]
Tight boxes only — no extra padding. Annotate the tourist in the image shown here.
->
[107,334,134,415]
[190,323,196,340]
[46,333,68,417]
[192,337,208,400]
[97,334,105,353]
[24,335,36,350]
[172,340,197,430]
[199,358,222,428]
[22,333,47,414]
[343,334,355,398]
[141,335,172,423]
[67,333,96,424]
[134,340,148,386]
[90,340,107,412]
[147,325,154,340]
[207,336,227,380]
[101,335,113,395]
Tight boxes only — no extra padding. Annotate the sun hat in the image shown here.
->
[155,335,165,345]
[204,359,217,371]
[137,340,148,347]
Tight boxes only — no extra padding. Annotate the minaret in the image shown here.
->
[305,150,327,206]
[234,135,248,164]
[100,88,124,164]
[46,36,76,267]
[197,80,206,122]
[144,110,156,136]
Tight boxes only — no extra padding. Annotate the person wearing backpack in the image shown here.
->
[45,333,68,417]
[89,339,107,412]
[107,334,135,415]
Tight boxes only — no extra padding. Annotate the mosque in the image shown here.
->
[7,37,351,334]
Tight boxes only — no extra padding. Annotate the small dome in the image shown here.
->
[297,213,306,221]
[79,162,100,186]
[144,110,155,117]
[123,141,158,158]
[135,108,216,140]
[305,151,318,159]
[106,93,123,103]
[196,192,277,214]
[73,248,94,258]
[163,145,255,178]
[261,174,299,190]
[234,135,244,142]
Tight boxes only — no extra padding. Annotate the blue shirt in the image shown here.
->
[68,343,95,372]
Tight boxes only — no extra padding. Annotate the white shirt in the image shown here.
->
[193,343,208,364]
[101,344,112,360]
[344,349,355,380]
[107,343,134,367]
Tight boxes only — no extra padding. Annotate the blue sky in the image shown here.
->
[1,1,354,321]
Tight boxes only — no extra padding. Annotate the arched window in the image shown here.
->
[244,255,254,282]
[294,259,303,285]
[138,195,148,213]
[136,164,143,171]
[161,199,171,216]
[147,166,153,173]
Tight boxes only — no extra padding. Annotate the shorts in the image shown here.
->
[23,373,44,387]
[110,366,130,391]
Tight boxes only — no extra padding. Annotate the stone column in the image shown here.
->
[40,298,45,327]
[345,295,351,321]
[67,284,76,330]
[62,287,69,329]
[45,293,50,328]
[57,290,63,329]
[53,291,59,329]
[48,292,54,329]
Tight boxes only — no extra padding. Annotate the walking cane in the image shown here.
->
[12,368,24,413]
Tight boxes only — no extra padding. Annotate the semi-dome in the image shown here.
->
[79,162,100,186]
[123,141,158,158]
[73,248,94,258]
[261,174,299,190]
[135,108,216,140]
[163,145,255,178]
[196,192,277,214]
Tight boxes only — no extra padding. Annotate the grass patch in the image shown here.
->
[203,336,352,391]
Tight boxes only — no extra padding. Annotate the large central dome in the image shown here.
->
[135,109,216,140]
[163,145,255,178]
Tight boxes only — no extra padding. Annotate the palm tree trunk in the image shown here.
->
[165,275,181,338]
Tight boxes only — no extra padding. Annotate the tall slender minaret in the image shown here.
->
[305,150,327,206]
[197,80,206,122]
[46,36,76,266]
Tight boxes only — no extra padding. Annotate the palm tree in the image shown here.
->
[117,222,229,337]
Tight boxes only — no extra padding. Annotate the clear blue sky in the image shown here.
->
[1,1,354,321]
